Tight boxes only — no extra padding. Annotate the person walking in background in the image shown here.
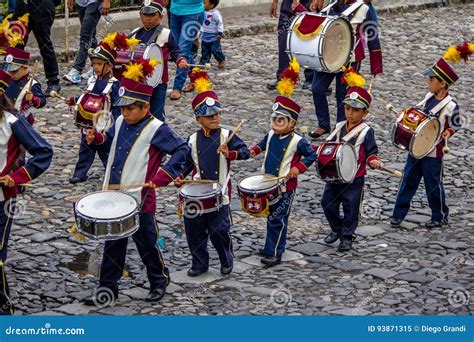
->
[199,0,225,69]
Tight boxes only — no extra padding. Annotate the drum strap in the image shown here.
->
[341,1,366,21]
[325,121,346,142]
[341,122,368,143]
[14,78,38,111]
[428,95,453,117]
[87,76,117,96]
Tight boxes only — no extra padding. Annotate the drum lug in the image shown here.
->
[106,222,112,236]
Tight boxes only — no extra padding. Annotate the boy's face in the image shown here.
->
[428,76,447,94]
[121,102,150,124]
[197,113,221,130]
[344,104,368,124]
[271,115,296,135]
[204,0,214,10]
[140,12,163,30]
[91,58,112,77]
[10,66,28,80]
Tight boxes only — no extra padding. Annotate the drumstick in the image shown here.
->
[65,2,70,63]
[28,60,38,92]
[367,74,376,94]
[0,181,32,187]
[182,179,215,184]
[223,120,246,146]
[378,166,402,178]
[443,137,450,154]
[50,91,67,101]
[386,104,399,116]
[260,175,288,183]
[186,63,211,70]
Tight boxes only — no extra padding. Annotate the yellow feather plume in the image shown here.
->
[276,78,296,97]
[102,32,118,49]
[443,46,461,63]
[8,31,24,47]
[469,43,474,54]
[126,37,141,51]
[68,224,86,242]
[289,57,300,74]
[149,57,159,68]
[18,13,29,25]
[123,63,144,81]
[342,66,366,88]
[0,15,12,32]
[194,78,212,93]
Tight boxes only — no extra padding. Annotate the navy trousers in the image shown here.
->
[99,213,170,295]
[149,83,167,122]
[262,191,295,258]
[321,177,365,241]
[73,133,109,180]
[393,155,448,222]
[311,61,360,132]
[200,40,225,64]
[0,200,15,315]
[184,205,233,271]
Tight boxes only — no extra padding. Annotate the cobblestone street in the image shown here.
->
[7,3,473,315]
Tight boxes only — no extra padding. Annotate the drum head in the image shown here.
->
[143,44,164,87]
[338,144,357,182]
[322,18,353,72]
[76,191,138,220]
[239,174,278,191]
[180,183,221,197]
[412,118,441,158]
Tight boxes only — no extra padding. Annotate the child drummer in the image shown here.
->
[66,33,124,184]
[391,46,466,229]
[82,60,189,305]
[128,0,188,117]
[321,68,383,252]
[3,47,46,125]
[0,70,53,314]
[175,69,250,277]
[249,59,317,267]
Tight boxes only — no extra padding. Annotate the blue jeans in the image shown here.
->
[73,132,109,180]
[392,155,448,222]
[73,2,101,72]
[150,83,167,122]
[200,39,225,64]
[8,0,15,13]
[170,12,204,91]
[263,191,295,258]
[0,199,15,314]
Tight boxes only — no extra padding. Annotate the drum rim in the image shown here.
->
[237,174,281,193]
[335,143,357,183]
[320,16,354,72]
[76,219,140,241]
[410,117,441,158]
[75,190,139,221]
[179,182,222,198]
[144,43,164,88]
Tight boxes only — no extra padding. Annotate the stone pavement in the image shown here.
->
[8,3,474,315]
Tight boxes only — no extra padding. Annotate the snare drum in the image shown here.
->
[114,43,164,87]
[74,92,110,129]
[391,107,441,159]
[237,174,282,218]
[74,191,139,240]
[287,12,354,73]
[316,142,358,183]
[179,182,223,217]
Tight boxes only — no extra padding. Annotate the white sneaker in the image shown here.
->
[81,68,94,80]
[63,68,81,85]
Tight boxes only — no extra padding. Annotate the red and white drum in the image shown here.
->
[179,182,223,217]
[391,107,441,159]
[237,174,283,218]
[287,12,354,73]
[74,93,110,129]
[316,142,358,183]
[113,43,164,87]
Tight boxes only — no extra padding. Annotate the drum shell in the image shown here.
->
[237,176,282,216]
[178,191,223,215]
[74,93,108,129]
[316,142,357,183]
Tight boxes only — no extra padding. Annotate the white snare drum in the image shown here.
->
[114,43,164,87]
[316,142,358,183]
[74,191,139,240]
[237,174,282,217]
[179,182,223,216]
[287,12,354,73]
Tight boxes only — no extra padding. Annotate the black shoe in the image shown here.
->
[425,220,448,229]
[187,267,208,277]
[261,256,281,268]
[45,83,61,97]
[82,289,118,307]
[324,231,340,244]
[302,81,311,90]
[308,129,328,140]
[257,248,271,257]
[390,218,403,227]
[220,264,233,275]
[325,87,333,96]
[266,80,278,90]
[337,239,353,252]
[145,287,166,302]
[69,176,87,184]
